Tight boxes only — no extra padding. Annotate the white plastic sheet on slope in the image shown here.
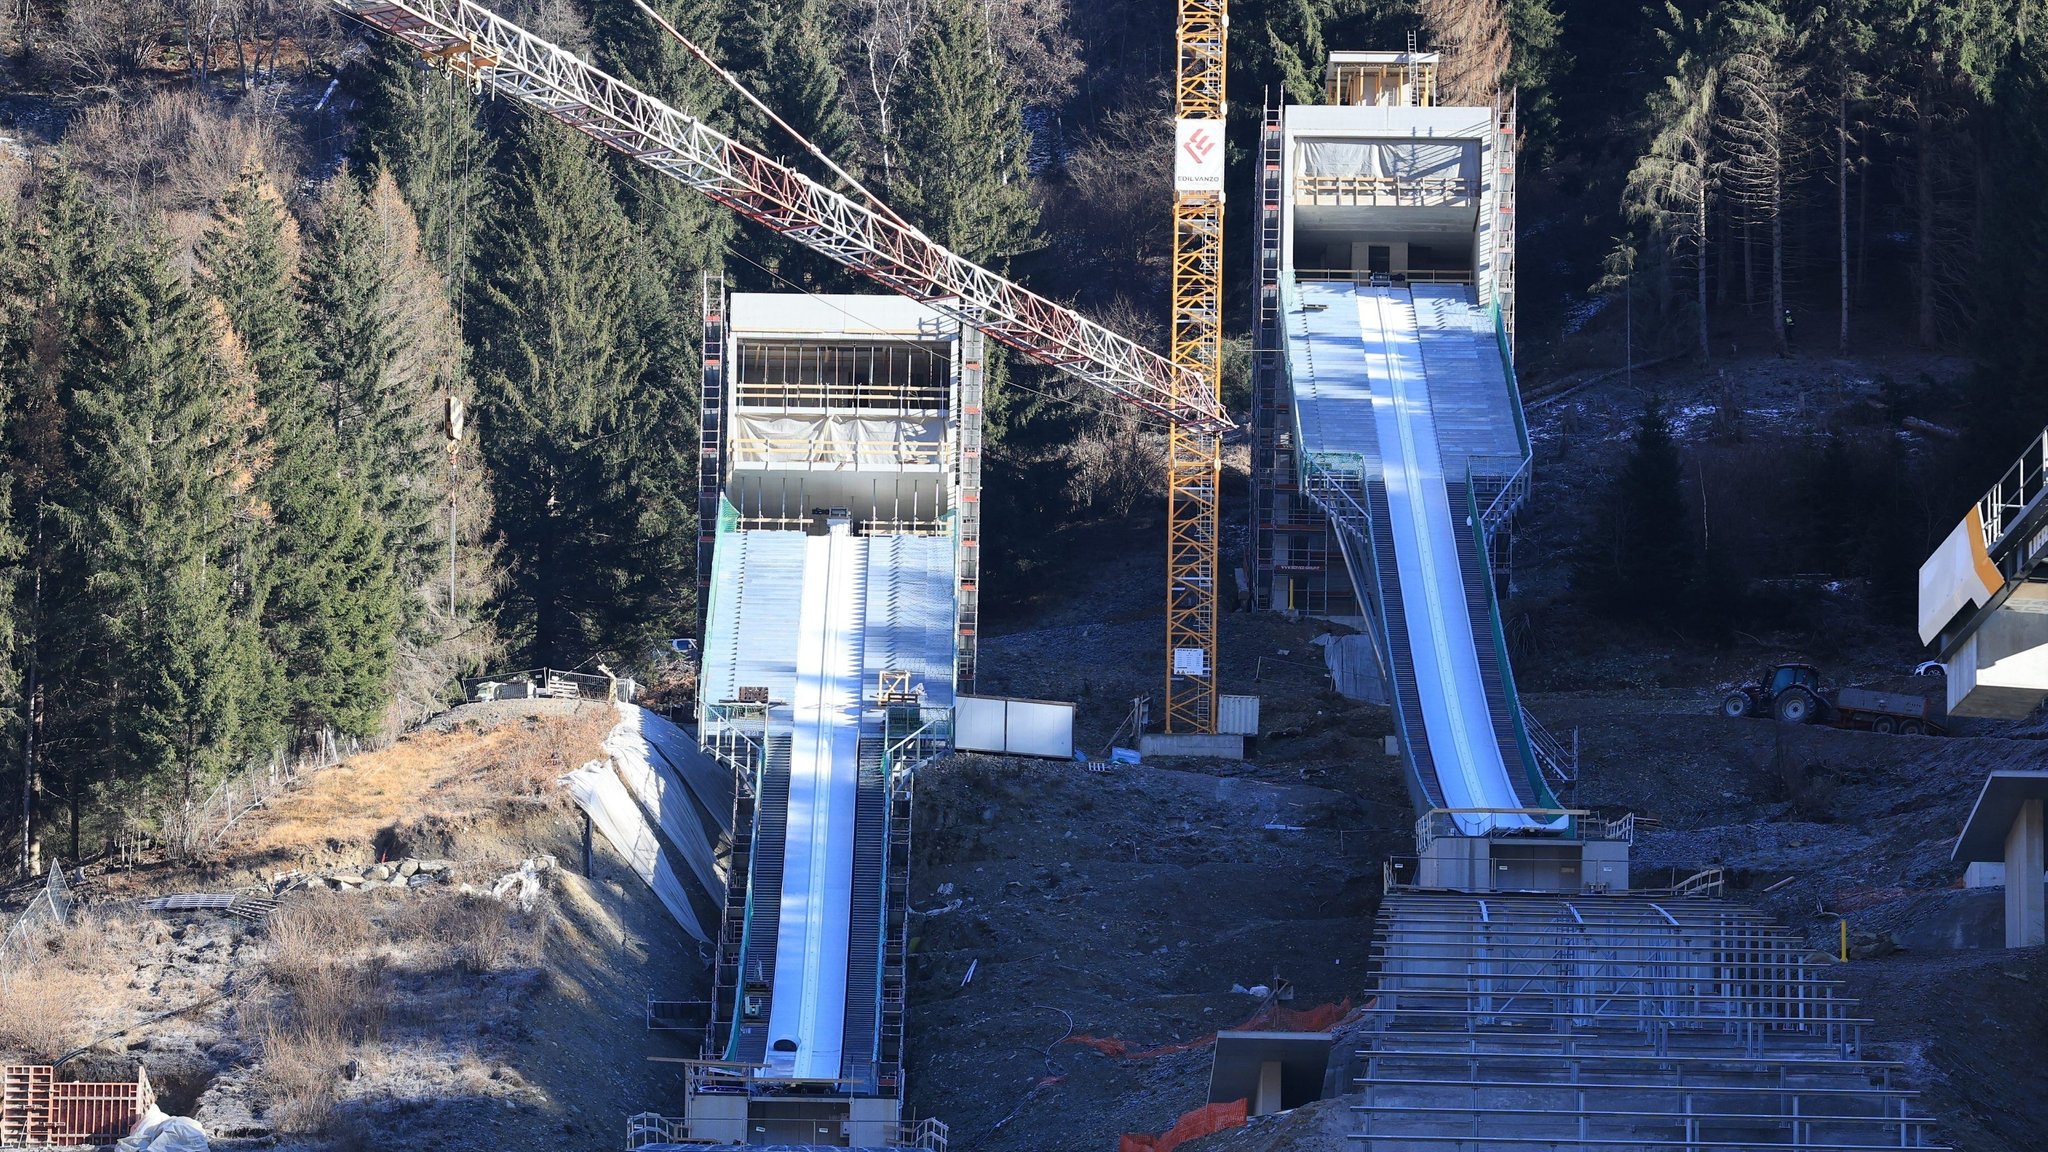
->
[766,522,862,1079]
[602,706,727,906]
[561,702,736,944]
[1355,288,1556,836]
[560,763,708,943]
[622,705,735,838]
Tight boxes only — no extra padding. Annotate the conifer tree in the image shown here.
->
[890,0,1040,266]
[4,167,124,864]
[60,233,268,807]
[203,173,403,742]
[470,118,696,666]
[1575,399,1692,624]
[348,40,497,298]
[303,170,448,564]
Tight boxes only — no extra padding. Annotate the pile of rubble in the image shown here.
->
[268,854,560,910]
[270,857,455,895]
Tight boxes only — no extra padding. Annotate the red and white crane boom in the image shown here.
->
[331,0,1230,433]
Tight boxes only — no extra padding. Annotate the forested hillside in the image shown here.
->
[3,0,2046,869]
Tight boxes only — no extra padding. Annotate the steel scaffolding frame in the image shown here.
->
[1351,893,1947,1151]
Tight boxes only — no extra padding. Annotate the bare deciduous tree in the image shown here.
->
[1420,0,1510,105]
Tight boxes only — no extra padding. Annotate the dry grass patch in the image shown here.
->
[0,911,139,1061]
[389,890,549,975]
[256,894,388,1135]
[231,702,613,860]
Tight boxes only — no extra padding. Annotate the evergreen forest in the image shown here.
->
[2,0,2045,867]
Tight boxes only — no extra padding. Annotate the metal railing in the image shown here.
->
[1468,454,1531,533]
[1293,267,1475,285]
[1974,422,2048,553]
[1520,706,1578,786]
[726,435,945,469]
[1413,808,1631,851]
[1292,174,1476,204]
[698,701,768,789]
[463,667,637,703]
[161,731,359,858]
[1670,866,1726,897]
[0,863,73,992]
[883,710,953,784]
[901,1117,949,1151]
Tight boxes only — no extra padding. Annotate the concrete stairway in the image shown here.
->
[1350,892,1947,1150]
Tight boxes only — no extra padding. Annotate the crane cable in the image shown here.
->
[627,0,926,240]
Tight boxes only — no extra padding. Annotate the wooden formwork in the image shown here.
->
[1,1064,154,1146]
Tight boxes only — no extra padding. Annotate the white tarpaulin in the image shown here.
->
[603,708,727,905]
[627,705,734,836]
[731,413,942,470]
[1299,139,1476,185]
[560,703,734,944]
[1919,508,2004,645]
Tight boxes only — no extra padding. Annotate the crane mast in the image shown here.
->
[1164,0,1227,732]
[331,0,1228,432]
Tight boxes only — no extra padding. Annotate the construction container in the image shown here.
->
[1217,694,1262,736]
[1834,687,1947,735]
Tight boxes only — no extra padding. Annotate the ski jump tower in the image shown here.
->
[1249,51,1629,889]
[685,286,979,1145]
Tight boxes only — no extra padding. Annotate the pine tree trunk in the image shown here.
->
[1917,103,1937,346]
[1743,216,1756,311]
[1697,206,1711,362]
[18,516,43,880]
[1839,93,1850,354]
[1772,207,1785,354]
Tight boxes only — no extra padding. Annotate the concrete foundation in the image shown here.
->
[1417,837,1628,893]
[2007,798,2044,947]
[1138,732,1245,758]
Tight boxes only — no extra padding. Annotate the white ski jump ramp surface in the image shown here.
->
[766,521,864,1078]
[1293,280,1549,834]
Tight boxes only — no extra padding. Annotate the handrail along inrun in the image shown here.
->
[330,0,1229,434]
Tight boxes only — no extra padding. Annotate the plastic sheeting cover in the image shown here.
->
[603,706,728,904]
[730,413,943,470]
[561,702,736,944]
[1299,139,1475,184]
[117,1109,207,1152]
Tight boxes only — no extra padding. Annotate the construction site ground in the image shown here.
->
[906,347,2048,1151]
[3,350,2045,1151]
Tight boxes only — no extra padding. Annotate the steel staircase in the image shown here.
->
[877,770,915,1096]
[1448,479,1545,808]
[705,744,758,1059]
[840,733,890,1088]
[729,732,791,1064]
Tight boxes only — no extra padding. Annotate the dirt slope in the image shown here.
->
[2,699,703,1152]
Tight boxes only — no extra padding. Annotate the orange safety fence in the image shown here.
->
[1119,1098,1248,1152]
[1067,997,1366,1062]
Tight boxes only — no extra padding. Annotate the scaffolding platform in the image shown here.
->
[1350,892,1947,1150]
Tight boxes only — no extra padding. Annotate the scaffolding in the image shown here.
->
[1350,893,1947,1150]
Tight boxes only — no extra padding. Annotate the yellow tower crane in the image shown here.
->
[1164,0,1228,733]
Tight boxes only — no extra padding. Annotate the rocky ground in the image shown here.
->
[899,345,2048,1151]
[0,699,703,1152]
